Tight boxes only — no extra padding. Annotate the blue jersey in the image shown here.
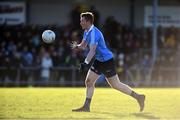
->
[83,25,113,62]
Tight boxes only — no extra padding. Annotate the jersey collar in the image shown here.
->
[85,24,94,33]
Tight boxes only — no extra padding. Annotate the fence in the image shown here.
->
[0,66,82,87]
[0,66,180,87]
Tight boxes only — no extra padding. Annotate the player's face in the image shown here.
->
[80,17,88,30]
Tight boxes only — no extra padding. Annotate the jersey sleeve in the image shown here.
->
[90,29,98,45]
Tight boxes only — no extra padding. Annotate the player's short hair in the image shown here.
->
[80,12,94,24]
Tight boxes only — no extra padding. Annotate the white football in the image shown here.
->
[42,30,56,43]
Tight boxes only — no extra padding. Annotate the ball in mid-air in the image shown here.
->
[42,30,56,43]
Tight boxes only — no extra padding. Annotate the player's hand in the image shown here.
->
[70,41,78,49]
[79,62,89,73]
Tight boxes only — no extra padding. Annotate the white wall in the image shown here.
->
[28,0,180,27]
[29,1,73,25]
[29,0,130,26]
[87,0,130,25]
[134,0,180,27]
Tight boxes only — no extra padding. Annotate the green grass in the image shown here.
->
[0,88,180,120]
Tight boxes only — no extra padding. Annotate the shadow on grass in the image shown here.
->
[92,111,126,119]
[0,112,160,120]
[92,111,160,120]
[132,112,160,119]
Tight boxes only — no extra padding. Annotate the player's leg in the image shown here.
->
[72,69,100,112]
[106,74,145,112]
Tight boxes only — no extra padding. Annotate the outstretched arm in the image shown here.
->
[71,40,96,64]
[78,44,97,73]
[84,44,97,64]
[70,40,87,50]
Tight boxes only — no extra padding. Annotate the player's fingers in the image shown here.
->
[70,41,78,49]
[68,41,75,49]
[67,41,72,46]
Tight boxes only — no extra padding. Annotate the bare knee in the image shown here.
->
[109,82,119,90]
[85,79,95,88]
[107,77,124,90]
[107,76,119,89]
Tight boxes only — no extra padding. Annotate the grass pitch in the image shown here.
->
[0,88,180,120]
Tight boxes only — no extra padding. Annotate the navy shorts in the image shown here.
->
[90,58,117,78]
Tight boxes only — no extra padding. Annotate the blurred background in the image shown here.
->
[0,0,180,87]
